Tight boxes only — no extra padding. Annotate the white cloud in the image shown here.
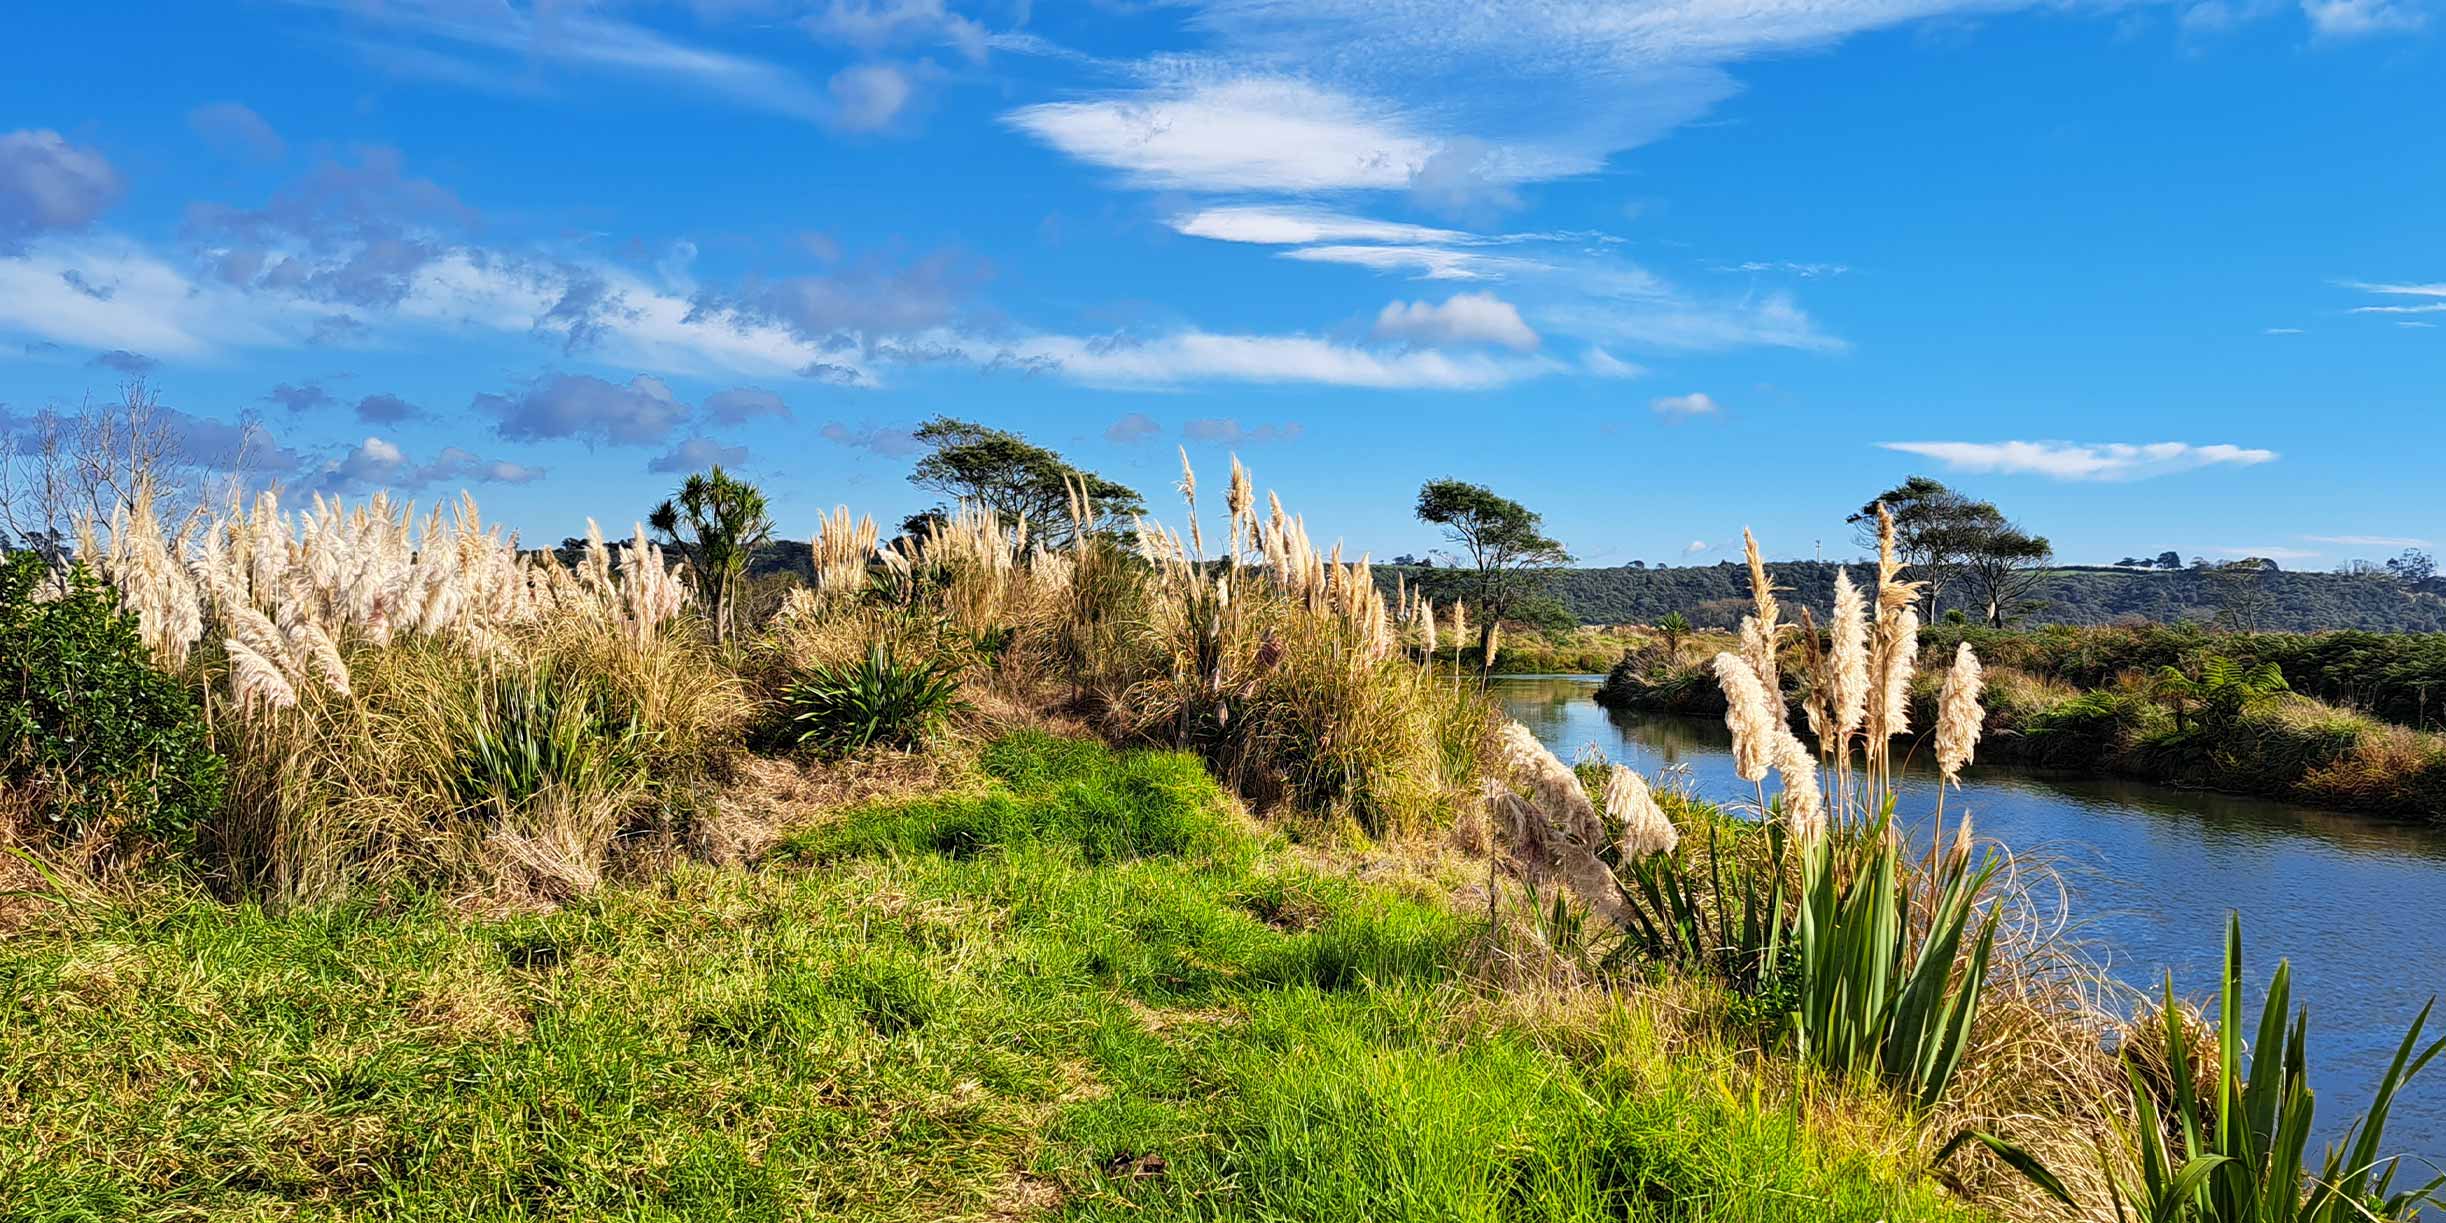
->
[327,2,839,121]
[2348,281,2446,297]
[828,62,924,132]
[1004,76,1446,193]
[1582,347,1645,378]
[2303,0,2427,36]
[2349,303,2446,315]
[1681,539,1710,556]
[2264,326,2305,334]
[1277,243,1539,281]
[1877,440,2279,481]
[1372,292,1540,351]
[305,435,541,495]
[996,330,1556,390]
[1650,392,1719,415]
[1544,290,1843,354]
[1172,206,1473,247]
[802,0,990,62]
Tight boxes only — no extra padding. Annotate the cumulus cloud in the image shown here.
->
[265,382,336,414]
[354,392,420,423]
[1182,418,1305,445]
[1682,539,1710,556]
[649,436,750,473]
[1876,440,2279,481]
[828,63,917,131]
[1650,392,1719,415]
[187,102,285,161]
[0,129,122,253]
[820,421,921,456]
[187,146,476,311]
[703,386,790,424]
[1372,292,1539,351]
[477,373,689,445]
[87,348,158,375]
[306,436,542,496]
[1106,412,1161,444]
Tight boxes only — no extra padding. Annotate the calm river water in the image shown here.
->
[1494,674,2446,1172]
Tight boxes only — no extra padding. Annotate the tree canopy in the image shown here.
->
[649,465,773,644]
[905,417,1143,545]
[1414,478,1572,625]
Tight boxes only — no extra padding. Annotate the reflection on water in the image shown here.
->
[1496,674,2446,1172]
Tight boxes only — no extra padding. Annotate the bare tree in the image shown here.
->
[1,381,191,565]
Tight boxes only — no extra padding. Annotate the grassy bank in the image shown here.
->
[1597,630,2446,824]
[0,733,1971,1222]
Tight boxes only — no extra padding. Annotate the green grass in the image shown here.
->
[0,733,1978,1221]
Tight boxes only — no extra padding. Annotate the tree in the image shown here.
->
[1958,523,2054,628]
[649,465,773,644]
[2156,551,2183,570]
[2387,548,2436,585]
[906,417,1143,547]
[1846,476,2008,618]
[2206,560,2274,632]
[1656,611,1690,660]
[1414,479,1572,633]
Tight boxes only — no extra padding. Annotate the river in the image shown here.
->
[1493,674,2446,1173]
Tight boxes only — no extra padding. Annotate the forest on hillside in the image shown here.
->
[1385,560,2446,633]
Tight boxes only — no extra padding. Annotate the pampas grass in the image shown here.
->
[1712,651,1779,784]
[1936,641,1985,784]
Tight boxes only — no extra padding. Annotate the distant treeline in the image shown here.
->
[1382,561,2446,634]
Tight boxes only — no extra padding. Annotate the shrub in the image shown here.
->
[0,553,224,854]
[785,640,965,756]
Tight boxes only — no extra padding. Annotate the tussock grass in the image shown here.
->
[0,734,1976,1222]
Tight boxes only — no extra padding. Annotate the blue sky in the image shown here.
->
[1,0,2439,567]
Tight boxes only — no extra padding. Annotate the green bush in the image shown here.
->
[451,665,649,819]
[0,552,225,852]
[784,640,964,756]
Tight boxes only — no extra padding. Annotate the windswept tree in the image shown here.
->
[906,417,1143,546]
[1847,475,2016,619]
[1959,523,2053,628]
[649,465,773,644]
[1414,479,1572,640]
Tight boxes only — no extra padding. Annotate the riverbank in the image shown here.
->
[1597,645,2446,825]
[0,732,1976,1221]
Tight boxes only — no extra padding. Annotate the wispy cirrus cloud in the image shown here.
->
[1878,440,2279,481]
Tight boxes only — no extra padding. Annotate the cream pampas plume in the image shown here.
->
[1774,730,1826,839]
[225,638,297,715]
[1828,568,1870,743]
[1739,528,1782,698]
[1420,597,1438,655]
[1712,651,1778,783]
[1935,641,1986,783]
[1498,721,1603,847]
[1877,606,1920,740]
[1605,765,1679,858]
